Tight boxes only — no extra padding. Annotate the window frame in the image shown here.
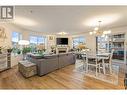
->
[12,32,22,47]
[29,35,46,45]
[72,36,85,48]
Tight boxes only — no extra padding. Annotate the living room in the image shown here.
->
[0,6,127,89]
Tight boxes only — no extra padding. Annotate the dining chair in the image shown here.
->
[85,52,101,76]
[81,49,91,71]
[102,49,114,74]
[80,51,87,70]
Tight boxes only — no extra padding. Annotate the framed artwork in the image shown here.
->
[49,36,54,40]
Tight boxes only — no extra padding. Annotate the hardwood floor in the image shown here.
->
[0,64,125,89]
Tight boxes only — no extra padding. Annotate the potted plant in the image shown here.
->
[7,48,13,53]
[17,48,21,54]
[12,47,21,55]
[22,47,31,60]
[51,45,56,53]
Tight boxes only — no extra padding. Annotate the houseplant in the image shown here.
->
[22,47,31,54]
[22,47,31,60]
[7,46,13,53]
[12,47,21,55]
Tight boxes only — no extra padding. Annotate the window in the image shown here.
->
[96,35,109,53]
[30,35,45,45]
[12,32,22,47]
[73,36,85,48]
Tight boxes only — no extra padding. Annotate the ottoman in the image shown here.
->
[18,60,37,78]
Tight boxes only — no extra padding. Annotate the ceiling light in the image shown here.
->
[107,30,111,34]
[89,32,93,35]
[101,34,105,37]
[94,27,98,31]
[89,21,111,36]
[103,31,108,35]
[103,30,111,35]
[57,32,68,35]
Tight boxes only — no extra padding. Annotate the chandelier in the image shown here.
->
[89,21,111,36]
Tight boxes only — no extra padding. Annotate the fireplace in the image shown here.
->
[56,47,68,53]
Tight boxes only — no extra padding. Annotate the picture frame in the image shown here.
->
[49,36,54,40]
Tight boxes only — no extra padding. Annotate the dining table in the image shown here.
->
[80,52,110,74]
[96,53,110,74]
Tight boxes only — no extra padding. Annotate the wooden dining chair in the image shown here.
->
[102,49,114,74]
[80,51,87,71]
[86,53,101,76]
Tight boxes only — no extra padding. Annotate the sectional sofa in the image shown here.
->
[27,52,76,76]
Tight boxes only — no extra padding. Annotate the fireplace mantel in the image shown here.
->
[56,46,69,54]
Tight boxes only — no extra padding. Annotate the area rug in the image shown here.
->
[73,59,119,85]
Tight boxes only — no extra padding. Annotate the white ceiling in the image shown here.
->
[14,6,127,35]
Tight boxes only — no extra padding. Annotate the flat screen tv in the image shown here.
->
[56,38,68,45]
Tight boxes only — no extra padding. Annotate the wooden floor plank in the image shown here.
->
[0,64,125,89]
